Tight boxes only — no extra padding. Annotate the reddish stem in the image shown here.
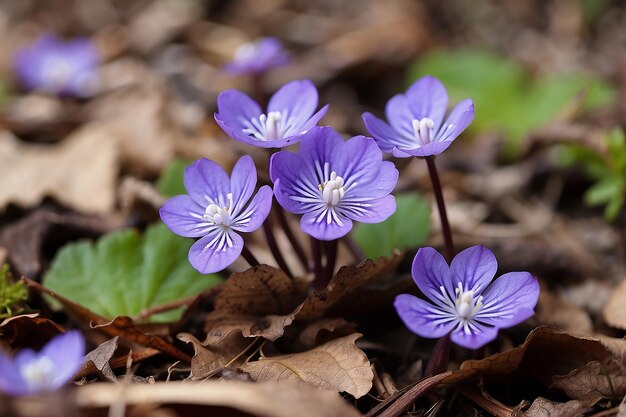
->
[425,156,454,262]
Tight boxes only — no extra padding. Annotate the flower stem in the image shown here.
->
[321,239,338,288]
[310,237,324,291]
[241,246,260,268]
[262,218,293,278]
[425,156,454,262]
[274,203,309,271]
[424,333,451,376]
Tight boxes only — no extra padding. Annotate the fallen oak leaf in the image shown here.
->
[203,265,307,344]
[22,277,191,363]
[523,397,593,417]
[241,333,373,399]
[299,317,357,348]
[177,332,249,380]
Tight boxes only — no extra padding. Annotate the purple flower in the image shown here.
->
[13,34,99,97]
[214,79,329,148]
[362,75,475,158]
[395,246,539,349]
[224,37,289,75]
[0,331,85,396]
[160,155,273,273]
[269,126,398,240]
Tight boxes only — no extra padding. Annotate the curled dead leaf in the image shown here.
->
[523,397,592,417]
[241,333,373,399]
[551,360,626,402]
[0,313,63,350]
[299,318,357,348]
[178,332,248,380]
[203,265,307,344]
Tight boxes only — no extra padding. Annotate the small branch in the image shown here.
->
[240,246,260,268]
[425,156,454,262]
[132,294,199,322]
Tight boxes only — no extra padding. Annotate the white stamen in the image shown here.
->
[20,356,55,390]
[202,193,234,227]
[243,110,295,142]
[412,117,435,146]
[319,171,346,207]
[454,281,483,321]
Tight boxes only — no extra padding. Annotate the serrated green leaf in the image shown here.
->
[352,193,431,259]
[43,223,221,322]
[408,50,615,157]
[157,158,192,197]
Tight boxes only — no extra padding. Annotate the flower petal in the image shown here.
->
[340,195,396,224]
[160,195,209,238]
[385,94,414,139]
[268,79,319,132]
[330,135,386,188]
[405,75,449,131]
[230,155,257,215]
[184,158,230,207]
[450,246,497,293]
[300,208,353,240]
[474,272,539,328]
[391,141,454,158]
[42,331,85,390]
[296,104,329,134]
[215,89,262,131]
[215,114,290,148]
[0,351,27,396]
[411,247,455,308]
[343,160,398,200]
[188,229,243,274]
[450,322,498,349]
[270,152,319,214]
[298,127,344,180]
[435,98,474,142]
[394,294,457,338]
[362,112,415,153]
[231,185,273,232]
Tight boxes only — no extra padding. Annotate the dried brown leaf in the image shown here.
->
[0,313,63,350]
[178,332,248,380]
[444,326,612,388]
[524,397,590,417]
[299,318,357,348]
[81,337,119,381]
[241,333,373,399]
[0,126,117,213]
[551,360,626,402]
[73,380,362,417]
[298,253,404,322]
[603,277,626,330]
[203,265,307,344]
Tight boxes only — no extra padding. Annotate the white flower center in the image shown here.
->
[41,56,73,92]
[318,171,345,207]
[202,193,234,227]
[454,282,483,321]
[20,356,55,390]
[412,117,435,146]
[243,111,294,141]
[234,42,259,61]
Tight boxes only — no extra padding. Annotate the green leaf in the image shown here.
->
[0,264,28,319]
[157,158,191,197]
[352,193,431,259]
[43,223,221,322]
[408,50,615,156]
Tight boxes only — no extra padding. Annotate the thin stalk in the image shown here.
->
[274,203,309,271]
[344,234,366,263]
[321,239,338,289]
[424,333,451,377]
[310,237,324,291]
[425,157,454,262]
[262,218,293,278]
[241,246,260,268]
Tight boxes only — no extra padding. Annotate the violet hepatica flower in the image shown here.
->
[0,331,85,396]
[214,79,329,148]
[160,155,272,273]
[224,37,289,75]
[13,34,99,97]
[362,75,474,158]
[395,246,539,349]
[270,126,398,240]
